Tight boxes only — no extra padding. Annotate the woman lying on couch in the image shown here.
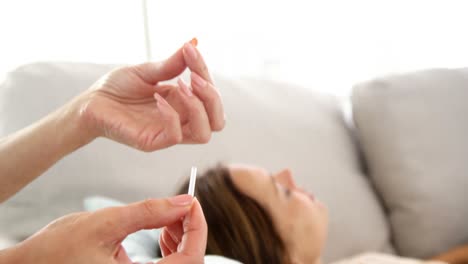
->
[167,164,328,264]
[158,164,468,264]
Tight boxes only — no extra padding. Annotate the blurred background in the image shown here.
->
[1,0,468,96]
[1,0,468,258]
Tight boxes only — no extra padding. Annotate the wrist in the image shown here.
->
[54,92,99,154]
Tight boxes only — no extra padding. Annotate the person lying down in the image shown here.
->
[157,164,468,264]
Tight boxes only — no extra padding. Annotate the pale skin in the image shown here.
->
[157,164,329,263]
[0,40,222,263]
[228,164,329,264]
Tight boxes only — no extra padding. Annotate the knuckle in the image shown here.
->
[212,120,225,132]
[198,131,211,143]
[135,131,151,152]
[128,65,146,79]
[167,129,183,145]
[201,64,208,73]
[142,131,157,152]
[101,217,121,235]
[166,108,181,122]
[131,62,161,78]
[169,116,183,144]
[140,199,162,219]
[188,104,203,118]
[205,91,220,104]
[46,212,84,229]
[141,147,153,153]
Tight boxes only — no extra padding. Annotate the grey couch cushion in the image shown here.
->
[352,68,468,258]
[0,62,392,262]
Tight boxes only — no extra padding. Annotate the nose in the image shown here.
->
[274,168,297,189]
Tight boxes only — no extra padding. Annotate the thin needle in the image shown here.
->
[188,166,197,197]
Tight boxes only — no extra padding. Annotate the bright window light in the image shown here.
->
[1,0,468,96]
[0,1,145,78]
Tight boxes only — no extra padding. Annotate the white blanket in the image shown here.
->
[330,253,446,264]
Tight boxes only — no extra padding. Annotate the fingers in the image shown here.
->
[160,228,178,257]
[179,198,207,256]
[190,72,225,131]
[159,219,183,257]
[181,40,225,131]
[92,195,193,242]
[182,42,213,84]
[148,93,183,150]
[132,45,187,85]
[182,41,225,131]
[153,81,219,143]
[137,40,225,135]
[115,244,133,263]
[157,198,207,264]
[176,79,212,143]
[159,233,173,258]
[165,221,184,245]
[131,38,207,86]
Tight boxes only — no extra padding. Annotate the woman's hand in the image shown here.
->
[75,40,225,151]
[0,40,225,202]
[0,195,207,264]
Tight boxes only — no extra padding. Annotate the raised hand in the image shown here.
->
[76,39,225,151]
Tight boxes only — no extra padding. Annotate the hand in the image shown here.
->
[74,39,225,151]
[1,195,207,264]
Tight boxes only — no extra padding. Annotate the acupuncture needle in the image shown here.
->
[188,166,197,197]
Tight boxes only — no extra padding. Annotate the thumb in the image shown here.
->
[92,195,193,243]
[157,198,207,264]
[132,44,187,85]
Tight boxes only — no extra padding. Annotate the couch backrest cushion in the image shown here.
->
[352,68,468,258]
[0,62,392,262]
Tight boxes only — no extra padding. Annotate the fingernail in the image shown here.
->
[190,37,198,47]
[153,93,161,108]
[178,213,192,252]
[177,241,184,252]
[184,42,198,60]
[191,72,206,89]
[153,93,168,107]
[177,78,193,97]
[167,228,180,243]
[169,194,193,206]
[183,197,196,225]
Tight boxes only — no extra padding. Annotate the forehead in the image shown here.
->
[228,164,274,207]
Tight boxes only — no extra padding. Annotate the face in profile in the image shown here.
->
[228,164,329,264]
[166,164,328,263]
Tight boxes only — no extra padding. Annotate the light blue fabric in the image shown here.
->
[83,196,160,260]
[83,196,242,264]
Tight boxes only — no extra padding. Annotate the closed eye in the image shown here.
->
[280,184,291,197]
[270,172,291,198]
[284,187,291,197]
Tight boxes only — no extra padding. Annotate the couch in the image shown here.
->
[0,62,467,262]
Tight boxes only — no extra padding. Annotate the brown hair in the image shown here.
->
[157,164,289,263]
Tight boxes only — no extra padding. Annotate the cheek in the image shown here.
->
[277,202,327,260]
[307,204,329,253]
[278,200,318,238]
[269,204,300,244]
[271,197,328,246]
[297,198,328,239]
[295,204,328,259]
